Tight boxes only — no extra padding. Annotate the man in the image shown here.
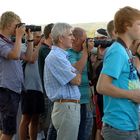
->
[97,6,140,140]
[38,23,55,140]
[38,23,54,92]
[19,30,44,140]
[67,27,94,140]
[0,11,33,140]
[44,23,81,140]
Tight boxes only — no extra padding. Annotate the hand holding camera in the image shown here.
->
[25,28,34,42]
[85,38,94,53]
[15,23,26,39]
[12,23,42,43]
[82,41,88,54]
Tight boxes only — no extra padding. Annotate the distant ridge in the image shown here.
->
[72,22,107,37]
[41,22,107,37]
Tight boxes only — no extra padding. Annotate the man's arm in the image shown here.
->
[21,30,34,62]
[70,73,81,85]
[73,41,94,73]
[96,73,140,103]
[7,25,25,60]
[73,47,88,73]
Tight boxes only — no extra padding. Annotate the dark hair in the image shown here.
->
[43,23,54,39]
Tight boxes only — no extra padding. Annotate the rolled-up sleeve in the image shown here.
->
[48,55,76,85]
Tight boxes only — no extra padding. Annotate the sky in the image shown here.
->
[0,0,140,25]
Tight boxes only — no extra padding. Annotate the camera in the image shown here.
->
[25,25,41,32]
[16,23,41,32]
[94,38,114,48]
[86,37,114,48]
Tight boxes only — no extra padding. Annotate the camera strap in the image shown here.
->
[0,34,14,45]
[116,37,138,80]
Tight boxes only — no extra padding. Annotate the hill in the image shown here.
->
[42,22,107,37]
[72,22,107,37]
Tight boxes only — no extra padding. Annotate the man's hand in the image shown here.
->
[87,38,94,53]
[15,23,26,39]
[129,89,140,103]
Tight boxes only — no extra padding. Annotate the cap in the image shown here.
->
[94,28,108,37]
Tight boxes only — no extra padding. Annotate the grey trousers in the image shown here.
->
[102,124,140,140]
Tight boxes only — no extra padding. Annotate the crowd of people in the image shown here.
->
[0,6,140,140]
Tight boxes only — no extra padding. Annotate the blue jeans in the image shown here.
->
[52,102,80,140]
[47,121,57,140]
[78,103,93,140]
[102,123,140,140]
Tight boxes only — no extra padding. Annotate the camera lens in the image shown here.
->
[25,25,41,32]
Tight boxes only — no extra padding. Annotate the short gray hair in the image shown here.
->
[51,23,72,45]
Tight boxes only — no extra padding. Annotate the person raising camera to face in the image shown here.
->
[0,11,33,140]
[19,26,45,140]
[67,27,94,140]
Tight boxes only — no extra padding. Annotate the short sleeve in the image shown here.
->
[47,55,76,85]
[102,48,126,79]
[0,42,11,58]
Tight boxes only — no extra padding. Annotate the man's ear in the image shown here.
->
[59,35,63,43]
[124,22,132,32]
[6,23,12,30]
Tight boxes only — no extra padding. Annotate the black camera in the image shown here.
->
[25,25,41,32]
[16,23,41,32]
[94,38,114,48]
[86,38,114,48]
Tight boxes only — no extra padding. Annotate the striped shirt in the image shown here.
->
[44,46,80,101]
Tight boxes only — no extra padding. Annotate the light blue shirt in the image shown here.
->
[101,41,140,131]
[44,46,81,101]
[24,60,43,92]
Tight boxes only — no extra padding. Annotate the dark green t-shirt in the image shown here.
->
[38,43,51,92]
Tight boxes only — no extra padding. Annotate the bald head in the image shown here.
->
[72,27,86,39]
[72,27,87,51]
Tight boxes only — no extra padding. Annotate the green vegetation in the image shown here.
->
[72,22,107,37]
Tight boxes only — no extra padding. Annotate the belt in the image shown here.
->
[55,99,80,103]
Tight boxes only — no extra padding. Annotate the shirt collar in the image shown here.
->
[52,45,69,57]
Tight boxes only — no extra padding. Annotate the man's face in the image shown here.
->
[33,31,42,46]
[61,29,74,49]
[127,20,140,40]
[74,32,87,52]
